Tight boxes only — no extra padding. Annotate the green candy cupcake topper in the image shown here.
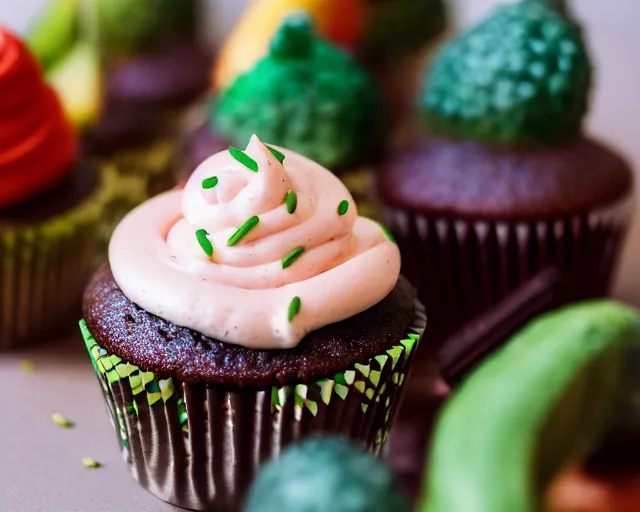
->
[421,1,591,145]
[211,13,385,173]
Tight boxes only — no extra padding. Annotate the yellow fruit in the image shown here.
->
[47,42,102,131]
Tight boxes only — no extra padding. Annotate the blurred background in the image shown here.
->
[6,0,638,303]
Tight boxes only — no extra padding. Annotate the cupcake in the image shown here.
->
[0,28,115,350]
[377,1,635,351]
[81,135,425,510]
[183,14,386,220]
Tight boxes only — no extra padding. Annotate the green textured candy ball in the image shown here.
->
[420,1,591,145]
[93,0,197,54]
[211,14,385,173]
[244,437,409,512]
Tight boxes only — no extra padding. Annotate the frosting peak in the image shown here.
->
[110,136,400,349]
[0,29,77,210]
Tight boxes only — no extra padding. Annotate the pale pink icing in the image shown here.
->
[109,136,401,349]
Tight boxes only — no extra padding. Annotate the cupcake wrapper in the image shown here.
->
[80,300,425,511]
[384,194,634,354]
[0,170,118,350]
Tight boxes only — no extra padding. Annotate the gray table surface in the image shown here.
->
[0,330,179,512]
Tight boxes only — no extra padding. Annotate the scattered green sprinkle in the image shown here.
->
[202,176,219,189]
[337,200,349,216]
[52,413,74,428]
[266,145,286,164]
[227,216,260,247]
[20,360,35,372]
[229,147,259,172]
[282,247,305,269]
[196,229,214,257]
[285,191,297,214]
[381,225,396,244]
[82,458,101,469]
[288,296,301,322]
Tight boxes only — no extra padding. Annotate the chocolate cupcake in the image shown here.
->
[182,14,386,221]
[377,1,634,352]
[81,136,425,510]
[0,29,116,349]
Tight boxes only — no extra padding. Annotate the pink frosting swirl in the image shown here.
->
[109,136,400,349]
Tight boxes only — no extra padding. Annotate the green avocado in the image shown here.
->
[27,0,80,72]
[421,300,640,512]
[92,0,197,55]
[211,14,385,173]
[420,1,591,145]
[245,436,410,512]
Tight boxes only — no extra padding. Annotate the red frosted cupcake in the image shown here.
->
[0,28,115,349]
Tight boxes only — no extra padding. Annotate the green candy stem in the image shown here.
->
[282,247,305,269]
[270,13,314,59]
[285,191,297,214]
[229,147,259,172]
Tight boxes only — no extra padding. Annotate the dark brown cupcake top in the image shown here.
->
[377,136,633,221]
[83,266,418,387]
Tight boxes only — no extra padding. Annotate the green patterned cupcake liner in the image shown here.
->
[0,168,119,350]
[80,299,425,511]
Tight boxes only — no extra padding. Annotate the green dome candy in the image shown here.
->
[244,437,409,512]
[421,1,591,145]
[211,14,385,173]
[93,0,197,54]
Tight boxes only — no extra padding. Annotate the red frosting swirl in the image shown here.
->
[0,29,77,210]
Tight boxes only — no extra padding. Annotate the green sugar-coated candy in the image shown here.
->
[212,13,385,173]
[245,437,410,512]
[421,300,640,512]
[421,1,591,145]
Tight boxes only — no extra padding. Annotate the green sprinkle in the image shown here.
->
[288,296,301,322]
[20,360,35,372]
[227,216,260,246]
[337,200,349,216]
[282,247,305,269]
[52,413,74,428]
[284,191,297,214]
[82,458,101,469]
[229,147,258,172]
[195,229,214,257]
[381,225,396,244]
[202,176,219,189]
[266,145,286,164]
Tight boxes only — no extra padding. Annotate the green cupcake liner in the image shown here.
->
[80,299,426,510]
[0,169,119,350]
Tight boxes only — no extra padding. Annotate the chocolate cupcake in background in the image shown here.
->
[81,136,424,511]
[182,14,387,221]
[377,0,635,355]
[0,29,117,350]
